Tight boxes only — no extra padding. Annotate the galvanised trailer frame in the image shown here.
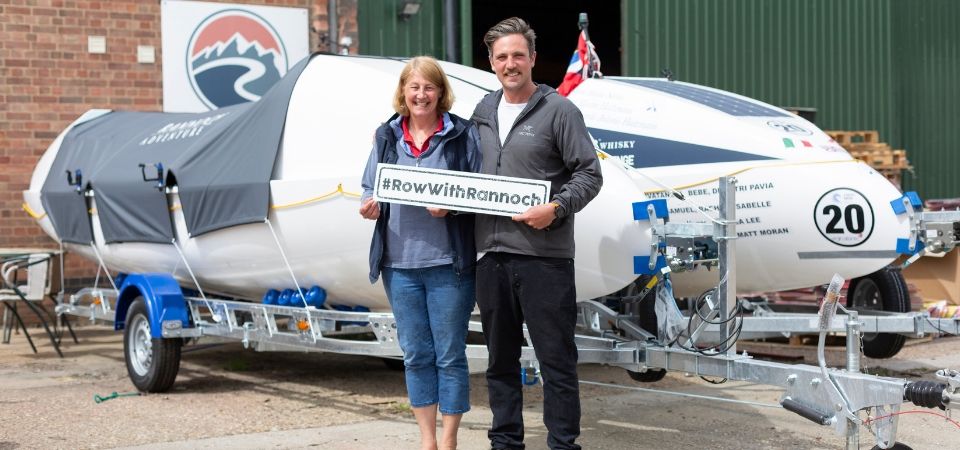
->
[56,177,960,449]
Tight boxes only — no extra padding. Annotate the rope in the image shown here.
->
[271,183,361,210]
[171,239,219,323]
[599,149,723,225]
[58,240,65,304]
[264,218,316,339]
[166,184,362,212]
[88,242,118,293]
[643,159,861,194]
[21,202,46,220]
[634,159,861,227]
[93,391,140,403]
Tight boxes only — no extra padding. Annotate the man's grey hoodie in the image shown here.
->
[471,84,602,259]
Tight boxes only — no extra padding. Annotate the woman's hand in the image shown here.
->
[359,197,380,220]
[426,207,449,218]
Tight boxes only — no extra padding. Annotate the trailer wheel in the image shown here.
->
[871,443,912,450]
[123,298,182,393]
[847,267,909,359]
[626,368,667,383]
[381,358,405,371]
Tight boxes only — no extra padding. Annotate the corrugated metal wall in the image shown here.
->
[358,0,446,58]
[622,0,959,199]
[356,0,958,199]
[893,0,960,198]
[622,0,897,140]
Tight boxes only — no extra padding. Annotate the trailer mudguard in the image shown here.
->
[113,273,190,338]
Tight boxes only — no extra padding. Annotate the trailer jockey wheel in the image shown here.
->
[610,276,667,383]
[611,275,659,337]
[123,298,182,393]
[847,266,910,359]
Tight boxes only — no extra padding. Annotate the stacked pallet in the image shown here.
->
[825,130,912,189]
[764,282,923,311]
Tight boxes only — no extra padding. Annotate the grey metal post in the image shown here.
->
[443,0,460,63]
[845,311,862,449]
[328,0,339,54]
[717,176,737,356]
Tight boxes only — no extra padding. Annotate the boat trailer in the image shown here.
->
[55,177,960,449]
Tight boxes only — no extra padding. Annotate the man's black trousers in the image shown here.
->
[476,252,581,450]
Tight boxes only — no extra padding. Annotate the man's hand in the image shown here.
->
[426,207,449,218]
[359,197,380,220]
[512,203,556,230]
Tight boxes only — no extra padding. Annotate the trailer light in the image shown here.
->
[296,318,310,331]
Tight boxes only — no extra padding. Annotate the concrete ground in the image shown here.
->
[0,325,958,450]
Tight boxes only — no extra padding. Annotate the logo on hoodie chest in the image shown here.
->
[518,125,536,138]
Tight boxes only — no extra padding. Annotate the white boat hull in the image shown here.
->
[23,56,910,309]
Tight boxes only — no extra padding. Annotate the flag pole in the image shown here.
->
[577,12,600,79]
[578,12,590,42]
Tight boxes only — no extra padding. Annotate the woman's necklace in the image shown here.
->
[409,118,436,149]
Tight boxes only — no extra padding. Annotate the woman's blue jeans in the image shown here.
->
[382,264,475,414]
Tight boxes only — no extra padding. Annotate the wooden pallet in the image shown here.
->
[847,143,909,166]
[827,130,880,145]
[824,130,912,183]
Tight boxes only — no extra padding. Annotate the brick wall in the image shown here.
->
[0,0,357,284]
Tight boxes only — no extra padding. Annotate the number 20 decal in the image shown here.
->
[814,188,874,247]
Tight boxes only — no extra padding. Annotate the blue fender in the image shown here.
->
[113,273,191,338]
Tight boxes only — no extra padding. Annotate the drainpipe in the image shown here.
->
[443,0,459,63]
[328,0,339,53]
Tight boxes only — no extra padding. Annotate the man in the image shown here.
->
[471,17,603,450]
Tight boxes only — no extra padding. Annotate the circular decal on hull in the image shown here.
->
[814,188,875,247]
[766,120,813,135]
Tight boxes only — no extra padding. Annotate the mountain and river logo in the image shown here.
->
[185,9,289,109]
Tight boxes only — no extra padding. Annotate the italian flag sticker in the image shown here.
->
[783,138,813,148]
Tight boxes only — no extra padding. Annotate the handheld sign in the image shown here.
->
[373,164,551,216]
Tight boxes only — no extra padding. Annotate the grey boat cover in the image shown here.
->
[41,56,313,244]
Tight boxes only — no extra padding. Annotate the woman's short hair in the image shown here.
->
[393,56,455,116]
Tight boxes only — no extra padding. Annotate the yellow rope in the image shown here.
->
[643,159,862,194]
[22,203,46,220]
[272,183,362,210]
[163,184,361,212]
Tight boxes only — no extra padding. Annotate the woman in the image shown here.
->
[359,56,480,450]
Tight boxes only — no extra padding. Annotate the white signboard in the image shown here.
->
[373,164,552,217]
[161,0,309,112]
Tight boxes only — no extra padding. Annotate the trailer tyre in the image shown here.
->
[847,267,910,359]
[626,368,667,383]
[381,358,405,371]
[123,298,182,393]
[871,443,912,450]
